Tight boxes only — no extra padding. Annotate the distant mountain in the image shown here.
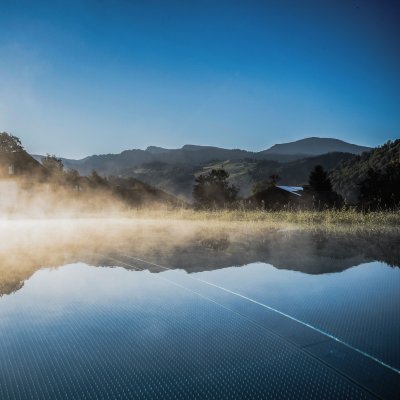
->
[119,152,355,200]
[262,137,370,156]
[32,137,369,178]
[252,152,356,187]
[330,139,400,203]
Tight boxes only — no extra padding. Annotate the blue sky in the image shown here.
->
[0,0,399,158]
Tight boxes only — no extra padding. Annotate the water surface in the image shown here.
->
[0,222,399,399]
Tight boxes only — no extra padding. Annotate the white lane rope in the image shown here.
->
[118,254,400,376]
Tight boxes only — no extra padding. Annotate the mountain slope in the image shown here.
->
[32,137,369,177]
[330,139,400,203]
[120,152,355,200]
[206,152,355,198]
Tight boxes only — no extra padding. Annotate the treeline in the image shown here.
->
[2,132,399,212]
[330,139,400,205]
[192,165,344,210]
[193,141,400,211]
[0,132,181,210]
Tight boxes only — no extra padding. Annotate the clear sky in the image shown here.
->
[0,0,399,158]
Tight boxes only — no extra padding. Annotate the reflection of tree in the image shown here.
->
[1,222,399,297]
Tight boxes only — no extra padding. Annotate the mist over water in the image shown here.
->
[1,218,399,296]
[0,217,399,400]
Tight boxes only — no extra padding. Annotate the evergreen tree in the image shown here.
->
[359,162,400,209]
[309,165,332,191]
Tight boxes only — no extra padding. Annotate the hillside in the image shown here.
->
[0,133,184,211]
[32,137,369,177]
[206,152,355,198]
[120,152,355,200]
[330,139,400,203]
[107,176,184,207]
[119,162,198,200]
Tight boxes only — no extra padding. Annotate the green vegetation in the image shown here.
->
[309,165,332,191]
[0,132,182,212]
[193,168,238,208]
[330,139,400,203]
[1,132,399,217]
[359,161,400,210]
[251,173,281,194]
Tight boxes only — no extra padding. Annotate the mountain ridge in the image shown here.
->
[31,137,371,201]
[32,137,370,173]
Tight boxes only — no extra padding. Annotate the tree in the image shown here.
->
[309,165,332,191]
[307,165,343,209]
[193,168,238,208]
[252,174,280,195]
[0,132,24,153]
[42,154,64,179]
[65,169,81,188]
[359,162,400,210]
[89,170,108,188]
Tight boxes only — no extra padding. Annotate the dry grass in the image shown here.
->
[2,205,399,233]
[122,208,400,233]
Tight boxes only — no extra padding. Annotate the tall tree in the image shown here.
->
[42,154,64,179]
[309,165,332,191]
[359,162,400,210]
[193,168,238,208]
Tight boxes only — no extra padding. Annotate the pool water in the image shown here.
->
[0,225,399,399]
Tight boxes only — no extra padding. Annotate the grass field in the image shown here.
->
[123,208,400,232]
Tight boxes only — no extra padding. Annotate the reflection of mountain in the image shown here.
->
[1,221,399,297]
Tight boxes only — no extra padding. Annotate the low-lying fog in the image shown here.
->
[1,218,399,297]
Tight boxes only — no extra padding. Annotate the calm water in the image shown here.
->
[0,224,399,399]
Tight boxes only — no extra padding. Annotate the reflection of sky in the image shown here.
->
[0,261,397,399]
[1,260,398,371]
[0,264,189,320]
[194,262,400,369]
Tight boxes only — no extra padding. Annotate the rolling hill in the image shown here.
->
[31,137,371,201]
[119,152,356,200]
[330,139,400,203]
[32,137,370,177]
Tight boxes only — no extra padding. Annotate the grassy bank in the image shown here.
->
[124,208,400,231]
[2,206,399,233]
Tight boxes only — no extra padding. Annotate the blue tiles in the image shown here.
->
[0,262,398,399]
